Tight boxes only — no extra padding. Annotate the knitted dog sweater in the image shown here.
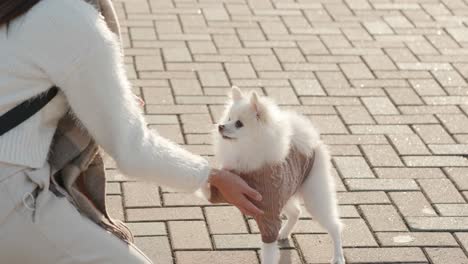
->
[210,147,315,243]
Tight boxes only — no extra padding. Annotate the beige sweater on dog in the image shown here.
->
[210,147,315,243]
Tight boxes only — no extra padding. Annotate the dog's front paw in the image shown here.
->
[277,229,291,241]
[331,256,345,264]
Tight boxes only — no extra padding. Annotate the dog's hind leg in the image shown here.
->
[278,197,301,240]
[299,145,345,264]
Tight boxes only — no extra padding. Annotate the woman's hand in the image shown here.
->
[209,168,264,217]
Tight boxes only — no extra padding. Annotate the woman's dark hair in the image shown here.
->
[0,0,41,27]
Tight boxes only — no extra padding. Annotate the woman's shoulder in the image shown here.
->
[16,0,103,41]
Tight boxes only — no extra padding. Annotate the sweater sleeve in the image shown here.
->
[18,0,211,192]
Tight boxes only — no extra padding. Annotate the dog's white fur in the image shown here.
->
[211,87,345,264]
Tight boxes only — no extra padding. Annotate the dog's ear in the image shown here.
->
[249,91,264,119]
[230,86,243,101]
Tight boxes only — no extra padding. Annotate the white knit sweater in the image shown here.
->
[0,0,210,192]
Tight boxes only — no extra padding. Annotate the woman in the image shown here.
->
[0,0,262,263]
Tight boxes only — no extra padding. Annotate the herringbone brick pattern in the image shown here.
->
[105,0,468,263]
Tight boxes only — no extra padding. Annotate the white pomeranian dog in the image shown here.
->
[204,86,345,264]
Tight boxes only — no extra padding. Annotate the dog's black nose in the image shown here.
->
[218,125,225,132]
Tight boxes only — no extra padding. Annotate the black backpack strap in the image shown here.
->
[0,86,59,136]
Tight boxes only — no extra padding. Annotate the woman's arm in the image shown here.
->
[19,0,210,192]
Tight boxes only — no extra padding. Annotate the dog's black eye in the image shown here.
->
[235,120,243,128]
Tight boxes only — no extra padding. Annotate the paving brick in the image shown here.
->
[205,206,248,234]
[265,87,300,105]
[274,48,306,63]
[409,79,446,96]
[315,71,350,89]
[199,71,230,87]
[106,182,121,195]
[404,156,468,167]
[225,63,257,79]
[127,222,167,236]
[435,204,468,216]
[291,79,326,96]
[106,195,124,221]
[322,135,388,145]
[363,55,397,70]
[142,88,173,105]
[341,218,379,247]
[413,124,455,144]
[438,114,468,134]
[346,179,418,191]
[249,218,325,234]
[387,88,424,105]
[445,168,468,190]
[123,182,161,207]
[188,41,217,54]
[408,217,468,231]
[176,251,259,264]
[362,97,399,115]
[163,47,192,62]
[135,55,164,71]
[168,221,211,250]
[360,205,408,231]
[334,156,374,178]
[170,79,203,95]
[163,193,210,206]
[250,55,282,71]
[364,21,394,35]
[336,105,374,125]
[341,63,374,79]
[430,144,468,155]
[337,191,390,205]
[375,168,445,179]
[390,192,437,217]
[344,247,427,263]
[127,207,204,221]
[295,234,334,263]
[213,234,261,249]
[135,236,173,264]
[308,115,348,134]
[425,248,468,264]
[361,145,404,167]
[388,134,430,155]
[329,145,362,156]
[375,114,438,125]
[376,232,458,247]
[418,179,465,203]
[455,233,468,252]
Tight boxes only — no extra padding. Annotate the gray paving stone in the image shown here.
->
[361,145,404,167]
[425,248,468,264]
[134,237,173,264]
[344,247,427,263]
[389,192,437,217]
[176,251,259,264]
[346,179,419,191]
[376,232,458,247]
[418,179,465,203]
[168,221,212,250]
[334,156,375,178]
[407,217,468,231]
[123,182,161,207]
[360,205,408,231]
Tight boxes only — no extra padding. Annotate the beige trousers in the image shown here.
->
[0,163,152,264]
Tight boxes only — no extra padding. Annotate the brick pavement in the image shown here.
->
[105,0,468,263]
